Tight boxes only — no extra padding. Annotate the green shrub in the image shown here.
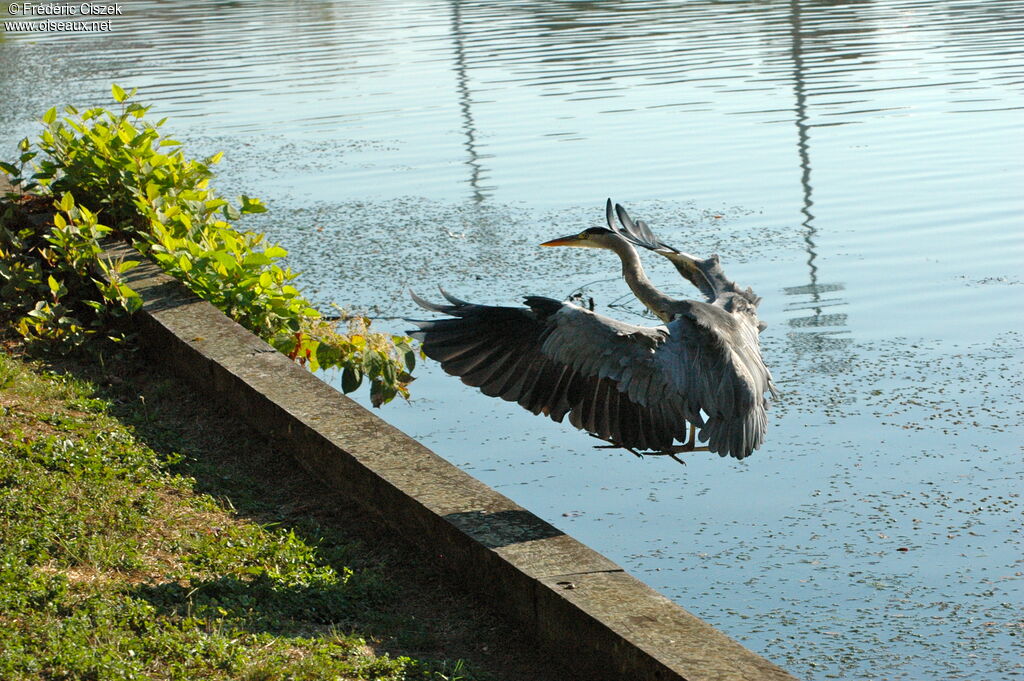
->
[0,190,141,350]
[0,85,415,405]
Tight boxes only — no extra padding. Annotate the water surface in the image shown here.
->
[2,2,1022,678]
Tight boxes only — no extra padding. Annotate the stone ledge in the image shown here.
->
[100,238,795,681]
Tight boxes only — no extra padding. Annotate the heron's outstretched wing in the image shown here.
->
[409,291,770,458]
[409,291,696,453]
[675,300,776,458]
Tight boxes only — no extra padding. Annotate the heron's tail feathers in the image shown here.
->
[699,405,768,460]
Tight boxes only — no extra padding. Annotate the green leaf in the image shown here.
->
[112,83,128,103]
[369,381,385,408]
[42,107,57,124]
[341,366,363,393]
[239,195,268,214]
[59,192,74,212]
[242,252,272,267]
[210,251,237,271]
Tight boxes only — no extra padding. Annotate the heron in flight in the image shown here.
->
[409,200,777,462]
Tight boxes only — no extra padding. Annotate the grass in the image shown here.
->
[0,343,483,681]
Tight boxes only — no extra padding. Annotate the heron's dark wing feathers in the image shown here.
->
[410,294,704,453]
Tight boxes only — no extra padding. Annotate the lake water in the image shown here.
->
[2,1,1022,678]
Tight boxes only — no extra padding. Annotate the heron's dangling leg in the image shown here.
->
[642,424,711,464]
[591,425,708,464]
[593,442,644,459]
[679,422,707,450]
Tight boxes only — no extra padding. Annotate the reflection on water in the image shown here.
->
[784,0,852,370]
[3,1,1024,678]
[450,0,488,204]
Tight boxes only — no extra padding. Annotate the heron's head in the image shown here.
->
[540,227,620,250]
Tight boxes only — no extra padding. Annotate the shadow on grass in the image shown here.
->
[133,573,362,632]
[33,343,561,680]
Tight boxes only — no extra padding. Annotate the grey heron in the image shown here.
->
[409,200,777,462]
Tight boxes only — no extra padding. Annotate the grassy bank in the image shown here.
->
[0,342,491,681]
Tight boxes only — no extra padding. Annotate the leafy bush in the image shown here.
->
[0,85,415,405]
[0,191,141,350]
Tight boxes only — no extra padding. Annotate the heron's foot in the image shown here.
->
[593,443,644,459]
[638,444,704,464]
[640,452,687,465]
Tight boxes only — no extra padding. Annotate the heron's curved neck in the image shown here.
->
[608,239,675,323]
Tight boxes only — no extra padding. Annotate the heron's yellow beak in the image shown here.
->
[540,234,582,247]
